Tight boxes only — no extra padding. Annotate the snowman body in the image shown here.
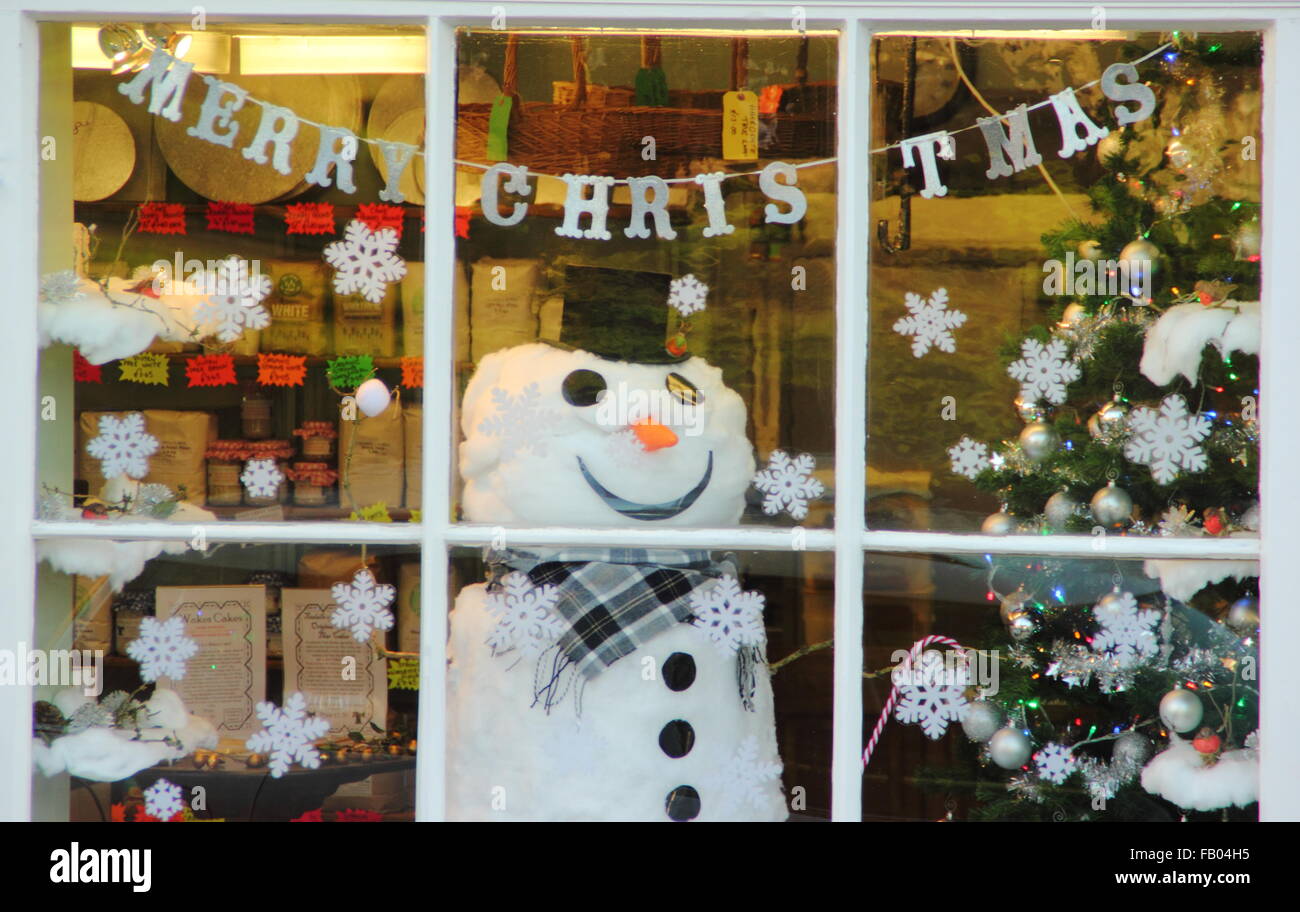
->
[447,342,787,821]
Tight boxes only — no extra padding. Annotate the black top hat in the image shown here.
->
[542,265,688,364]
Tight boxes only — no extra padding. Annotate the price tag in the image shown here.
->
[357,203,405,239]
[118,352,170,386]
[138,202,187,235]
[722,90,759,162]
[206,202,255,234]
[388,657,420,690]
[185,353,237,388]
[257,352,307,387]
[401,356,424,388]
[284,202,336,236]
[73,351,103,383]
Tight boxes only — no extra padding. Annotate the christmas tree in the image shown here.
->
[929,33,1261,821]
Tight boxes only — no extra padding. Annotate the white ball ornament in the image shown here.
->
[1018,421,1059,462]
[1226,596,1260,636]
[355,378,392,417]
[988,727,1033,770]
[1233,220,1261,261]
[1118,238,1161,296]
[1044,491,1079,530]
[1090,482,1133,529]
[962,701,1006,743]
[1112,731,1155,768]
[1159,689,1204,734]
[1076,241,1103,262]
[982,511,1017,535]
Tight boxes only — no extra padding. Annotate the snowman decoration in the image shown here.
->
[447,266,787,821]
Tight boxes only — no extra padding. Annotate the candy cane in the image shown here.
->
[862,634,965,770]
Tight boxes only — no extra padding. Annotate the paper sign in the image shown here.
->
[722,90,759,161]
[400,356,423,388]
[138,202,187,235]
[73,350,103,383]
[257,352,307,387]
[454,206,470,238]
[284,202,336,235]
[387,657,420,690]
[118,352,170,386]
[357,203,405,239]
[206,201,255,234]
[185,353,237,388]
[486,94,513,162]
[325,354,375,391]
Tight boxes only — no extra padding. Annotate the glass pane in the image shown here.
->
[863,551,1259,821]
[866,32,1262,537]
[452,29,837,528]
[446,545,833,820]
[38,22,426,526]
[33,542,421,822]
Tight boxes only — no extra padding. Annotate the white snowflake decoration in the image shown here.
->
[1007,338,1081,405]
[85,412,159,480]
[485,571,564,658]
[323,219,408,304]
[709,735,782,815]
[143,778,184,821]
[1158,504,1199,537]
[893,649,970,739]
[1124,394,1212,485]
[478,383,559,460]
[1034,742,1077,785]
[668,274,709,317]
[752,450,825,521]
[605,428,649,468]
[193,257,272,342]
[892,287,967,358]
[948,436,989,479]
[245,692,331,778]
[689,574,766,655]
[1091,590,1161,668]
[240,458,284,499]
[330,568,396,643]
[40,269,85,305]
[126,616,198,682]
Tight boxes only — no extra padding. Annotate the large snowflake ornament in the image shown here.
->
[485,571,564,658]
[709,735,783,815]
[478,383,559,460]
[752,450,824,521]
[86,412,159,480]
[1034,742,1077,785]
[1091,590,1161,668]
[240,458,284,499]
[40,269,85,305]
[193,257,272,342]
[323,219,408,304]
[948,436,989,479]
[668,274,709,317]
[689,574,766,655]
[893,649,970,739]
[143,778,184,821]
[1007,338,1081,405]
[245,692,331,778]
[330,568,396,643]
[893,287,966,358]
[126,616,199,682]
[1124,394,1212,484]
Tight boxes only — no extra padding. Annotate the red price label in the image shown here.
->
[206,202,255,235]
[139,202,187,235]
[401,356,424,388]
[186,353,237,388]
[284,203,336,236]
[357,203,405,238]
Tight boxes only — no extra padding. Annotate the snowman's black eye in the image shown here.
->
[562,369,607,407]
[666,372,703,406]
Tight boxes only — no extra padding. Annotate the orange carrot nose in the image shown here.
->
[632,419,678,451]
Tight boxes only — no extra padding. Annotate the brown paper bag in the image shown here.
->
[334,284,398,357]
[397,562,421,653]
[403,404,422,510]
[338,403,404,511]
[297,549,381,589]
[260,259,330,355]
[402,261,470,362]
[78,409,217,503]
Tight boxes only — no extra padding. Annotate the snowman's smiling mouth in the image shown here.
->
[576,452,714,521]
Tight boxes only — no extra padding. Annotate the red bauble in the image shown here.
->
[1203,511,1224,535]
[1192,727,1222,755]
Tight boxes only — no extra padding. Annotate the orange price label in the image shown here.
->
[257,353,307,387]
[284,202,336,236]
[401,356,424,388]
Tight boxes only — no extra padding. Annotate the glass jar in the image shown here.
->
[241,389,273,439]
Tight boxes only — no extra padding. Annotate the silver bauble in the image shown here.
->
[1233,220,1261,261]
[1015,396,1046,423]
[982,512,1017,535]
[1118,238,1161,297]
[1061,303,1087,328]
[1092,400,1129,436]
[1112,731,1155,768]
[962,701,1006,743]
[1090,483,1134,528]
[988,727,1033,770]
[1159,689,1204,733]
[1006,611,1037,642]
[1044,491,1079,530]
[1226,596,1260,635]
[1076,241,1103,262]
[1018,421,1059,462]
[1095,130,1124,166]
[999,589,1032,625]
[1165,137,1193,172]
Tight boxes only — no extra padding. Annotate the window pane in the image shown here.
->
[863,551,1259,821]
[866,32,1262,538]
[33,543,421,822]
[39,23,426,526]
[446,546,832,820]
[453,29,837,528]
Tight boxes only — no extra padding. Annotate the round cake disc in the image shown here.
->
[72,101,136,202]
[375,107,426,205]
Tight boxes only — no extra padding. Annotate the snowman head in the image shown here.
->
[459,268,754,527]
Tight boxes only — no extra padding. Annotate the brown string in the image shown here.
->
[571,36,588,108]
[641,35,662,68]
[796,35,809,86]
[730,37,749,91]
[502,33,519,97]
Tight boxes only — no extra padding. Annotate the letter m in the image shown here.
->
[118,49,195,122]
[100,849,129,883]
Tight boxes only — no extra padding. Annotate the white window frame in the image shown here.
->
[2,0,1296,823]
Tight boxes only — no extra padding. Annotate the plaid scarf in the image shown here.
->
[486,548,760,713]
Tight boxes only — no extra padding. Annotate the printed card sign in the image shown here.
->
[156,585,266,739]
[722,90,759,161]
[281,589,387,737]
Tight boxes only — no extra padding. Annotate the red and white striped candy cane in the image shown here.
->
[862,634,965,770]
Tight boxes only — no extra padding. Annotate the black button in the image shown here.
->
[662,653,696,691]
[665,785,700,821]
[658,720,695,758]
